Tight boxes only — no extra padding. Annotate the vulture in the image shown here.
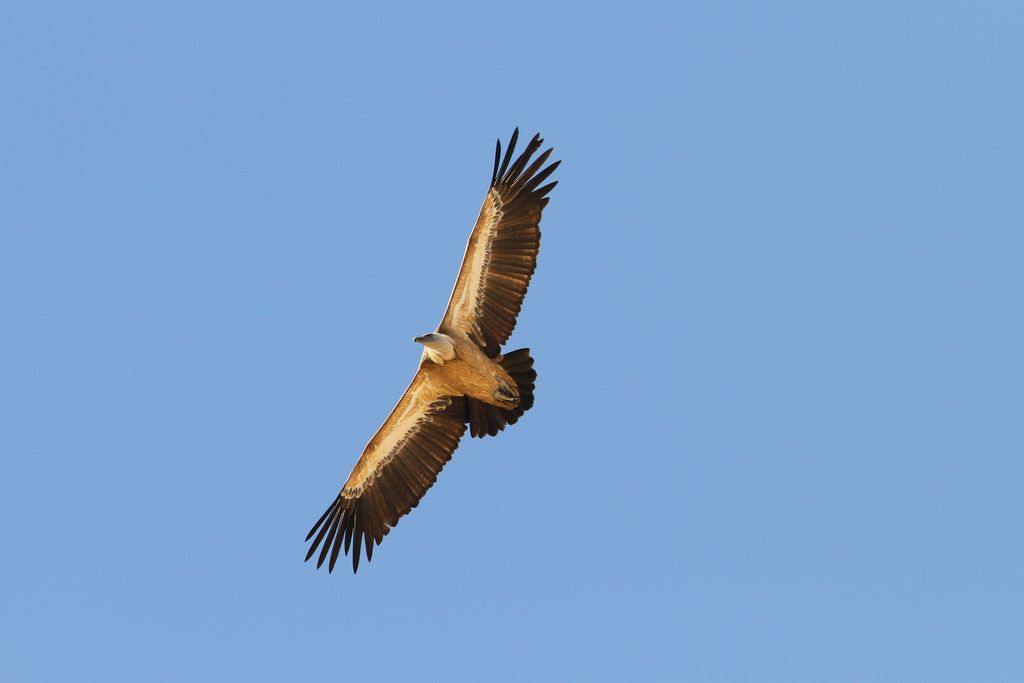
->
[305,129,559,573]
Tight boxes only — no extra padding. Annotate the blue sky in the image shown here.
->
[3,2,1022,681]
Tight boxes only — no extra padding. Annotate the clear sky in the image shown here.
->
[3,2,1022,681]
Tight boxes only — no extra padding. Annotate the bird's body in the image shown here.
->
[305,129,559,572]
[417,332,519,406]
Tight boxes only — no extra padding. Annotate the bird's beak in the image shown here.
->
[413,336,426,344]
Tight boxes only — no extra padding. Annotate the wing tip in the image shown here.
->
[490,130,559,196]
[491,137,501,186]
[495,128,520,186]
[305,494,364,574]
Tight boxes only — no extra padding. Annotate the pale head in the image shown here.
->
[414,332,456,364]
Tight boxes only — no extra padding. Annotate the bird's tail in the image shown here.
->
[466,348,536,438]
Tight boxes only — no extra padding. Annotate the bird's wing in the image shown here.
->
[441,129,560,356]
[305,369,467,573]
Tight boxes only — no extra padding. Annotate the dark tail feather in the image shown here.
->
[466,348,536,438]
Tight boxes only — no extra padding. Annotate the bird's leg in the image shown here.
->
[493,380,519,408]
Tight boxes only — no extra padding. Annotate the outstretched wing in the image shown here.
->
[305,370,467,573]
[441,129,560,357]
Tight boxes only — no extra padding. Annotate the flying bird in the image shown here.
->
[305,129,559,573]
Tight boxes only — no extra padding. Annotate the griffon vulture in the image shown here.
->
[305,129,559,573]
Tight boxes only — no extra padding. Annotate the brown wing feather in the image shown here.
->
[442,129,560,356]
[305,372,467,573]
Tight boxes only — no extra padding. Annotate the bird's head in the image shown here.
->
[414,332,456,363]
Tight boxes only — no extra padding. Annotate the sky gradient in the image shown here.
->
[3,2,1023,681]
